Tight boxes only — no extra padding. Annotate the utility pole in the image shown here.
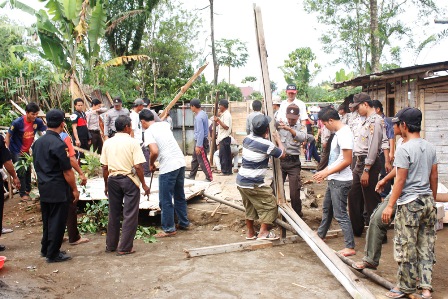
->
[434,19,448,24]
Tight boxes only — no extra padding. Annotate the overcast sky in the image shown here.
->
[3,0,448,93]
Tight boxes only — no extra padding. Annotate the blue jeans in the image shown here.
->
[158,167,189,232]
[317,179,355,248]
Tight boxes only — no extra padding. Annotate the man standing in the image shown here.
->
[214,99,233,176]
[348,92,389,237]
[246,100,263,135]
[382,108,437,299]
[59,132,89,246]
[70,98,91,159]
[372,100,394,199]
[314,108,355,257]
[141,97,161,176]
[32,109,79,263]
[338,104,350,125]
[6,102,46,201]
[140,110,189,237]
[237,114,285,240]
[101,116,150,255]
[130,98,145,144]
[0,135,20,251]
[276,84,308,126]
[86,98,107,153]
[104,97,130,139]
[277,104,309,217]
[187,99,213,182]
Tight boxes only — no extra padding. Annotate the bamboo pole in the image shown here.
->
[209,92,219,165]
[159,62,209,119]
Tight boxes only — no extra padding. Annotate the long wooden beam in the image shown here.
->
[279,204,376,299]
[159,62,209,119]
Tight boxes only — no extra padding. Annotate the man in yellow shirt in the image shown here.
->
[101,116,150,255]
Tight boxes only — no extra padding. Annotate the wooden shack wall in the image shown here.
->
[229,101,251,145]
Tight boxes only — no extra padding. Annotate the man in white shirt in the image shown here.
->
[314,108,355,257]
[140,109,189,238]
[214,99,233,175]
[276,84,308,126]
[130,98,145,145]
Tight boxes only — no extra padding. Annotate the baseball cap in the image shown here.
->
[252,114,271,136]
[142,98,150,107]
[286,104,300,120]
[391,107,422,126]
[349,92,371,108]
[46,109,65,127]
[272,95,282,105]
[286,84,297,93]
[133,98,144,106]
[113,97,122,105]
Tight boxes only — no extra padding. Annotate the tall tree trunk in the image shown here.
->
[370,0,380,73]
[228,65,231,84]
[210,0,219,85]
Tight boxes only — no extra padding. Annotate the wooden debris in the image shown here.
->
[188,207,228,215]
[211,203,221,217]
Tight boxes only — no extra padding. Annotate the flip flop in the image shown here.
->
[257,231,279,241]
[385,288,406,298]
[245,235,257,240]
[155,231,177,238]
[352,261,377,270]
[116,250,136,256]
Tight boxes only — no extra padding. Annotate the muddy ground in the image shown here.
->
[0,169,447,299]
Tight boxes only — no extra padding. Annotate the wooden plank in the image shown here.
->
[184,240,273,258]
[209,92,219,165]
[253,5,286,205]
[279,204,376,299]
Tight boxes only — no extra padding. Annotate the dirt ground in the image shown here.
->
[1,169,448,299]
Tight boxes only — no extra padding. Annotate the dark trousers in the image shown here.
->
[12,153,32,197]
[189,138,213,181]
[317,133,334,171]
[75,138,90,161]
[219,137,232,175]
[66,191,80,243]
[89,130,103,154]
[378,152,391,198]
[41,200,69,259]
[348,156,382,237]
[306,140,321,163]
[142,146,151,176]
[280,156,302,216]
[0,188,4,238]
[107,175,140,252]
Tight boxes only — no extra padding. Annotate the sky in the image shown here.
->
[2,0,448,93]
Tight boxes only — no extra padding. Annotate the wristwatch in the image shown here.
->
[363,168,370,173]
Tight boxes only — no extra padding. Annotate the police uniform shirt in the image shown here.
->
[279,123,308,155]
[32,130,72,203]
[353,112,389,165]
[104,107,130,136]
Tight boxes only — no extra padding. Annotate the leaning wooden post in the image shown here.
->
[159,62,209,119]
[209,92,219,165]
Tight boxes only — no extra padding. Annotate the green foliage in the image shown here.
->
[0,104,20,127]
[0,15,25,61]
[335,68,355,83]
[304,0,441,75]
[270,81,278,93]
[250,91,263,101]
[241,76,257,84]
[215,81,243,102]
[79,200,109,233]
[14,152,33,173]
[308,83,362,103]
[280,47,320,99]
[216,38,249,83]
[80,149,102,178]
[135,225,157,243]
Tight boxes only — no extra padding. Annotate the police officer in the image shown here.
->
[277,104,310,217]
[32,109,80,263]
[347,93,389,237]
[104,96,130,139]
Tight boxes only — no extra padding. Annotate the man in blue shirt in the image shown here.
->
[187,99,213,182]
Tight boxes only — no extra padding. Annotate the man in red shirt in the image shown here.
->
[70,98,91,161]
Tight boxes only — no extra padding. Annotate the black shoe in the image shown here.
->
[46,252,72,263]
[41,250,65,257]
[186,175,195,180]
[105,247,116,253]
[0,244,5,251]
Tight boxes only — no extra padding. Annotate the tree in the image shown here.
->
[0,16,25,61]
[209,0,218,85]
[105,0,160,71]
[241,76,257,84]
[280,47,320,100]
[270,81,277,93]
[216,81,243,101]
[215,38,249,84]
[304,0,440,75]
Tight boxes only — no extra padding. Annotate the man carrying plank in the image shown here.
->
[237,115,285,240]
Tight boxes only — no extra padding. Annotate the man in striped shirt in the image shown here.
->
[237,115,285,240]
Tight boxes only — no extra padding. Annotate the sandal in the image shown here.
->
[155,231,177,238]
[257,231,279,241]
[352,261,377,270]
[385,288,406,298]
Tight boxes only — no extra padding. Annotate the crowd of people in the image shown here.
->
[0,86,442,298]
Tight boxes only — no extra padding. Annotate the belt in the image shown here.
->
[284,154,300,161]
[89,129,100,133]
[356,155,367,161]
